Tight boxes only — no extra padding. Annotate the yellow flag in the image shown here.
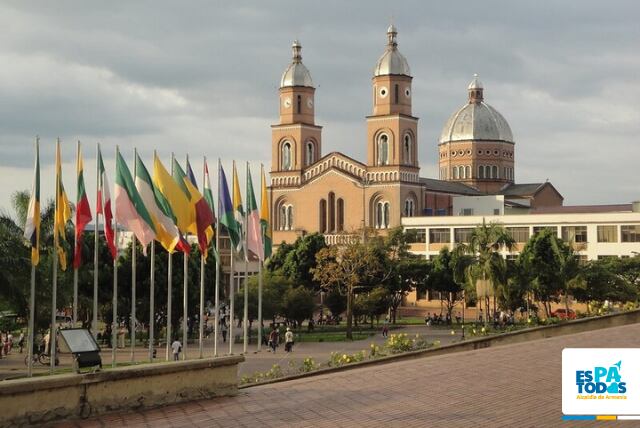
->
[54,140,72,270]
[152,154,195,234]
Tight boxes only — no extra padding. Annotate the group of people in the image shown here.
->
[0,331,25,358]
[265,324,294,353]
[424,312,462,326]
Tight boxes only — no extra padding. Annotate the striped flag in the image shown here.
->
[246,164,264,261]
[73,143,93,269]
[176,158,214,253]
[260,165,272,259]
[135,153,183,253]
[203,160,218,261]
[219,163,240,250]
[54,140,72,270]
[23,139,40,266]
[153,154,195,236]
[232,162,245,256]
[114,149,156,254]
[97,146,117,259]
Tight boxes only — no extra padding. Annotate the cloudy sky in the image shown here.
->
[1,1,638,215]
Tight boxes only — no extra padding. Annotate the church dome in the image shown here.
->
[439,75,514,143]
[280,40,314,88]
[373,25,411,77]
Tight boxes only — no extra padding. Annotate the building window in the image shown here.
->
[336,198,344,232]
[305,141,315,166]
[478,165,485,179]
[533,226,557,236]
[460,208,474,216]
[406,229,427,243]
[493,209,500,215]
[328,192,336,232]
[597,225,618,243]
[404,135,411,164]
[319,199,327,233]
[562,226,588,243]
[507,227,530,243]
[429,228,451,244]
[394,84,399,104]
[492,165,498,179]
[375,201,390,229]
[465,165,471,179]
[454,228,474,244]
[453,166,459,179]
[296,95,301,113]
[281,141,292,170]
[621,225,640,242]
[278,203,293,231]
[404,199,415,217]
[377,134,389,166]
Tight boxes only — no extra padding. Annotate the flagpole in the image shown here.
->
[130,148,137,363]
[257,165,264,353]
[229,249,234,354]
[166,153,174,361]
[27,137,39,377]
[93,143,100,337]
[183,155,189,361]
[198,157,206,359]
[72,141,80,325]
[243,162,249,354]
[214,158,221,358]
[112,146,119,368]
[149,240,155,362]
[50,138,61,375]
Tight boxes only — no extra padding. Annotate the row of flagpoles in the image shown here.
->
[23,137,273,376]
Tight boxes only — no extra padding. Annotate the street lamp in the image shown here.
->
[461,290,466,340]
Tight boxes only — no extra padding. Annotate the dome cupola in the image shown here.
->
[440,75,513,143]
[280,40,314,88]
[373,25,411,77]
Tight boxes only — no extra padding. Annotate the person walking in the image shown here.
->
[268,328,278,353]
[17,332,25,353]
[171,338,182,361]
[382,318,389,338]
[284,327,294,353]
[221,322,228,343]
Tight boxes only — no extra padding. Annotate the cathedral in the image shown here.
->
[269,26,563,246]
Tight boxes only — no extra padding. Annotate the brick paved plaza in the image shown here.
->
[58,323,640,427]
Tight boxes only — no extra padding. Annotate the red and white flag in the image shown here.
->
[97,146,117,259]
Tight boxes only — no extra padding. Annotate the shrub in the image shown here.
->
[300,357,318,373]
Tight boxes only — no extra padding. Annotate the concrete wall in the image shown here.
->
[0,355,243,427]
[452,195,504,216]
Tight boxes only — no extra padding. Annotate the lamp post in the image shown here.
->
[461,290,466,340]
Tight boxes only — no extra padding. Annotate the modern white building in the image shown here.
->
[402,200,640,261]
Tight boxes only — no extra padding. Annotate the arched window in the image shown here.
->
[383,202,390,228]
[404,134,411,165]
[305,141,315,166]
[296,95,301,114]
[279,204,287,231]
[281,141,292,170]
[460,166,466,179]
[487,166,492,179]
[453,166,459,180]
[492,165,498,179]
[328,192,336,232]
[465,165,471,179]
[479,165,485,179]
[394,84,399,104]
[319,199,327,233]
[377,134,389,166]
[337,198,344,232]
[404,199,415,217]
[376,201,383,229]
[286,205,293,230]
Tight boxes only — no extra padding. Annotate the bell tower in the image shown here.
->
[271,40,322,175]
[366,26,419,181]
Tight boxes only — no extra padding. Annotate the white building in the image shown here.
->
[402,200,640,261]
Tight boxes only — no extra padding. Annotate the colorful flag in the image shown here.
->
[153,154,195,235]
[260,165,272,259]
[135,153,183,253]
[219,163,240,250]
[176,158,214,253]
[23,139,40,266]
[97,146,117,259]
[232,162,245,256]
[203,159,218,261]
[114,149,156,253]
[246,164,264,261]
[73,143,93,269]
[54,140,72,270]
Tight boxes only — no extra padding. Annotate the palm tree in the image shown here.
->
[460,219,515,326]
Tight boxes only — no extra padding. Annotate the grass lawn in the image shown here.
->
[294,331,375,342]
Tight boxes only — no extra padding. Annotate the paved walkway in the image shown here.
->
[57,323,640,427]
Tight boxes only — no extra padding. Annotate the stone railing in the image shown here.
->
[324,233,359,246]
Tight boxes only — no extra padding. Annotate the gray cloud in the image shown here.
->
[0,0,639,211]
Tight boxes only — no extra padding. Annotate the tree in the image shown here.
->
[422,248,468,320]
[354,287,389,326]
[281,233,327,290]
[282,286,316,328]
[572,261,638,312]
[323,288,346,318]
[313,240,389,339]
[390,257,430,323]
[461,220,515,324]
